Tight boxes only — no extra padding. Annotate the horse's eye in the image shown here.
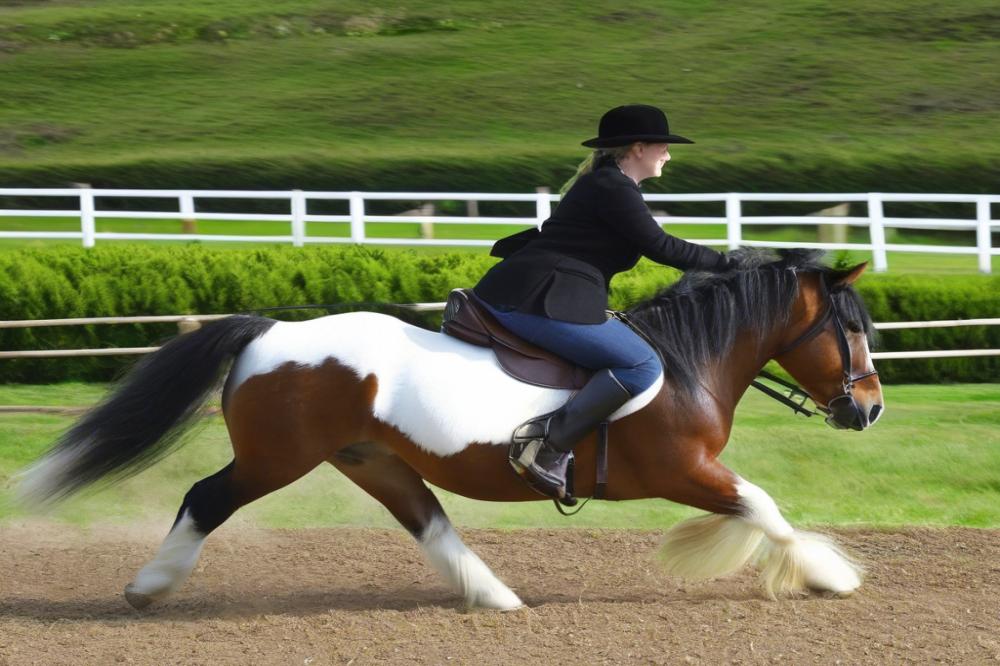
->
[846,320,863,333]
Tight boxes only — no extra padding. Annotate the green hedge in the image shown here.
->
[0,245,997,383]
[852,275,1000,384]
[3,151,1000,205]
[0,245,495,383]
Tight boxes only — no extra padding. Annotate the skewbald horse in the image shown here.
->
[18,248,883,611]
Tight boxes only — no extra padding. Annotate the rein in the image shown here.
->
[747,302,838,418]
[621,274,878,422]
[749,371,818,417]
[767,275,878,423]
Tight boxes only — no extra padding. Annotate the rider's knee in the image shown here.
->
[611,355,662,396]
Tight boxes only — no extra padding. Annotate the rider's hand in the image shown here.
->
[715,254,738,272]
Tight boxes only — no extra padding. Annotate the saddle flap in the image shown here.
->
[441,289,592,390]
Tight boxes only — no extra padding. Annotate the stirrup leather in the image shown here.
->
[508,369,630,507]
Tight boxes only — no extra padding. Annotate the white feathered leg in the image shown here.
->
[737,479,862,597]
[659,513,764,581]
[418,514,523,611]
[124,509,206,609]
[659,478,862,598]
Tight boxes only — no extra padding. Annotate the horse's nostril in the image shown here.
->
[869,404,883,423]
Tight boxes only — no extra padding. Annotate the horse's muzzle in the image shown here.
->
[824,395,870,431]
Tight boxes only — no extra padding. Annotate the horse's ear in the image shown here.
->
[830,261,868,287]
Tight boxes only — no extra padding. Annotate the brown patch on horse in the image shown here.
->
[223,359,381,505]
[327,441,447,536]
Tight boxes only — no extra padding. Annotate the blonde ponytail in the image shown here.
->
[559,144,636,196]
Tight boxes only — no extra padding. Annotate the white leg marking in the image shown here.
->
[737,479,863,598]
[736,478,794,544]
[661,479,863,599]
[124,509,206,609]
[419,515,523,611]
[658,479,788,584]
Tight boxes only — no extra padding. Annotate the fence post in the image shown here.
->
[867,192,888,272]
[177,318,202,335]
[725,193,742,251]
[815,203,849,244]
[179,193,196,234]
[290,190,306,247]
[349,192,366,243]
[535,187,551,229]
[77,185,95,248]
[977,196,992,274]
[417,203,436,239]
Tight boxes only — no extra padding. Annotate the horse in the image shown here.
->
[17,248,883,611]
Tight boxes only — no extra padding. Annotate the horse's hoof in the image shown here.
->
[464,601,526,613]
[466,588,525,612]
[124,584,156,610]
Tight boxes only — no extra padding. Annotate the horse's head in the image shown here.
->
[774,262,883,431]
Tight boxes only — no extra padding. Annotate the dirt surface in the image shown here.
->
[1,524,999,665]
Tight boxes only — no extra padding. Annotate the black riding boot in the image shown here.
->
[509,369,632,504]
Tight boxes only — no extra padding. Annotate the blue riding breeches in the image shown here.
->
[479,302,662,396]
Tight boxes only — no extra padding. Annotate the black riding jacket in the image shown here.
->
[474,158,729,323]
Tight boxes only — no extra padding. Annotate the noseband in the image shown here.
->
[771,274,878,428]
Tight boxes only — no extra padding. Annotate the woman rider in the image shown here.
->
[472,104,735,504]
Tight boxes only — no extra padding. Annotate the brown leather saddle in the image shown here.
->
[442,288,616,512]
[441,289,592,390]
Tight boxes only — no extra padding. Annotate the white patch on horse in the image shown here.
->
[735,478,794,544]
[124,509,206,608]
[861,335,885,425]
[736,478,862,596]
[228,312,662,456]
[419,514,523,610]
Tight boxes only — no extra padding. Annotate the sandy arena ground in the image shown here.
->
[1,524,998,665]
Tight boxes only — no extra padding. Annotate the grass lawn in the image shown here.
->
[1,382,997,530]
[0,0,998,195]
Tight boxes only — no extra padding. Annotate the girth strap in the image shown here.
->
[552,420,609,516]
[595,422,609,500]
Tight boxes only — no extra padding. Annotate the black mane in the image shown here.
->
[625,248,876,397]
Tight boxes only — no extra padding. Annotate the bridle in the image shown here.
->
[764,272,879,428]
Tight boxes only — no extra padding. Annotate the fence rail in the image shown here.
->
[1,312,997,360]
[1,188,997,273]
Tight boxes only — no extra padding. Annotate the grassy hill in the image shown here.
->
[1,0,999,193]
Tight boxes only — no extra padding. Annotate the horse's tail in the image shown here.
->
[17,314,276,507]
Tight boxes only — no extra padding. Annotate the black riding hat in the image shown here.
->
[582,104,694,148]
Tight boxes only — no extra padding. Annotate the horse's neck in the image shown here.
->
[706,278,816,411]
[703,319,791,414]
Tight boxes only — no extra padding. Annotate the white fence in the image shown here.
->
[1,188,997,273]
[0,312,997,360]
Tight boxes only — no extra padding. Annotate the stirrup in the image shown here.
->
[506,368,631,508]
[509,438,578,506]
